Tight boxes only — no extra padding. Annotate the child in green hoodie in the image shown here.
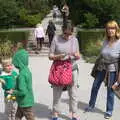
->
[0,58,17,120]
[8,45,35,120]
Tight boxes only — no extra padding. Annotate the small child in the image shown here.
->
[11,48,35,120]
[0,58,17,120]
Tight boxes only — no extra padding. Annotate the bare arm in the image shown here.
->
[49,54,66,61]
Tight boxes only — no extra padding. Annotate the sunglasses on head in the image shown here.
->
[63,32,72,35]
[107,27,116,30]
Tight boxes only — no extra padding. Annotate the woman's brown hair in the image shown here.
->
[62,20,74,33]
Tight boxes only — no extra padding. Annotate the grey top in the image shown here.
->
[49,35,79,63]
[101,39,120,71]
[49,35,79,55]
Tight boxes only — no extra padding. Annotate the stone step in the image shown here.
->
[29,53,49,57]
[26,12,63,57]
[27,46,49,56]
[28,50,49,57]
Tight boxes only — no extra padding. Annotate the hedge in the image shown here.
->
[0,30,29,43]
[77,29,105,57]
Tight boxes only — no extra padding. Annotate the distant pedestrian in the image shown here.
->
[34,23,45,50]
[84,20,120,119]
[53,5,58,21]
[46,20,56,47]
[61,3,69,27]
[8,45,35,120]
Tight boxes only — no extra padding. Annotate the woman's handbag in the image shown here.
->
[48,60,72,86]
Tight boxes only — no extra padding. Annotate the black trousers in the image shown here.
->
[36,37,44,50]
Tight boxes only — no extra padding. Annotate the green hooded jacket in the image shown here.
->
[12,49,34,107]
[0,70,17,97]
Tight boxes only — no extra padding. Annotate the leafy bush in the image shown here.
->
[0,0,51,28]
[18,8,28,24]
[83,40,102,56]
[67,0,120,28]
[0,30,30,60]
[27,14,42,26]
[0,30,29,52]
[77,29,104,58]
[19,8,48,26]
[82,12,99,28]
[0,39,13,60]
[0,0,19,28]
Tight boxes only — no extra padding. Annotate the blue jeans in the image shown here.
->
[89,70,116,115]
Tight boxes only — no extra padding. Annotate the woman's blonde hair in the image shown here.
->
[105,20,120,40]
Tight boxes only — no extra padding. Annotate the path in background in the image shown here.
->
[0,10,120,120]
[26,10,63,57]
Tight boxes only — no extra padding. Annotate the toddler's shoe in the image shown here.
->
[11,96,16,100]
[6,94,12,100]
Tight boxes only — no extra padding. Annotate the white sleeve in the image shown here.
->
[42,28,45,38]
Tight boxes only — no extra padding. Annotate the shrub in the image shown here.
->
[82,12,99,28]
[0,39,13,60]
[19,8,48,26]
[77,29,104,58]
[26,14,42,26]
[0,30,28,41]
[83,40,102,56]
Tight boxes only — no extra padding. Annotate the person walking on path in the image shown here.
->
[61,3,69,27]
[84,20,120,119]
[34,23,45,51]
[46,20,56,47]
[53,5,58,22]
[7,45,35,120]
[48,22,80,120]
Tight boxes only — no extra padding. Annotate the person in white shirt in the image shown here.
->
[34,23,45,50]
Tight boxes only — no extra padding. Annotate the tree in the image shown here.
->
[0,0,51,28]
[0,0,19,28]
[82,12,99,28]
[67,0,120,28]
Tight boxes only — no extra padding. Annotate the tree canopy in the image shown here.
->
[52,0,120,28]
[69,0,120,28]
[0,0,51,28]
[0,0,120,28]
